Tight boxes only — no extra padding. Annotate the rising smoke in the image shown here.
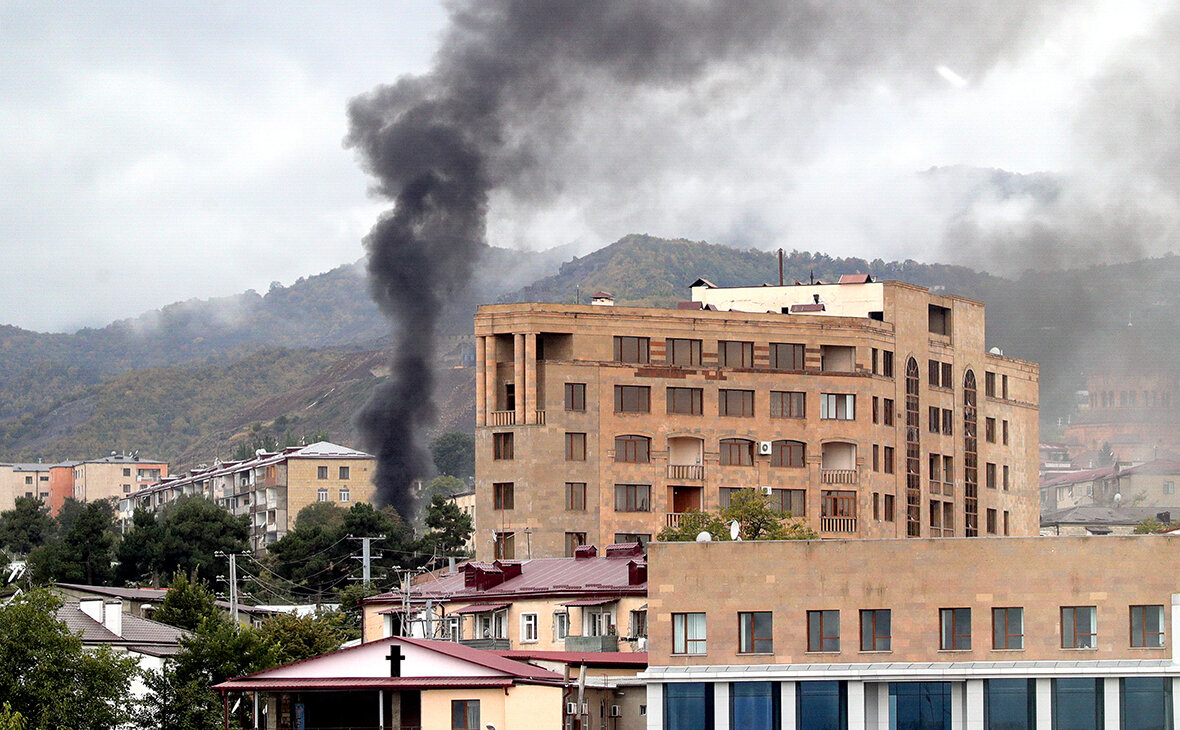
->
[347,0,1075,513]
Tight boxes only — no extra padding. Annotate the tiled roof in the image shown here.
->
[56,583,169,601]
[1041,467,1115,488]
[55,603,186,651]
[1040,505,1159,526]
[370,554,646,605]
[1117,460,1180,477]
[497,650,648,667]
[216,676,515,691]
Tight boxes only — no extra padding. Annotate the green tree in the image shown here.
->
[336,583,380,641]
[153,572,220,631]
[27,500,118,585]
[657,490,818,542]
[419,493,473,557]
[429,431,475,478]
[0,590,138,730]
[159,496,249,583]
[293,501,346,532]
[0,497,52,556]
[0,704,25,730]
[116,507,166,586]
[257,611,349,665]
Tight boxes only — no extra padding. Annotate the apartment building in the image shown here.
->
[473,276,1039,560]
[643,536,1180,730]
[0,462,51,512]
[72,453,169,503]
[119,441,375,552]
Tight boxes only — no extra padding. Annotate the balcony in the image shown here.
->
[667,464,704,480]
[821,516,857,534]
[489,410,516,426]
[565,635,619,652]
[666,512,691,529]
[534,410,546,425]
[821,469,858,484]
[460,638,510,651]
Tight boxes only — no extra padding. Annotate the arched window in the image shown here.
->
[964,370,979,536]
[720,438,755,467]
[905,357,921,537]
[614,435,651,463]
[771,440,806,468]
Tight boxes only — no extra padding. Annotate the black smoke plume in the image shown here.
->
[347,1,1071,515]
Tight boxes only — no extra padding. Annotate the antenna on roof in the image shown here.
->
[809,270,815,285]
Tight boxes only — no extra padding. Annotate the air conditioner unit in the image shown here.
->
[759,486,774,495]
[566,702,578,715]
[610,705,622,717]
[758,441,773,455]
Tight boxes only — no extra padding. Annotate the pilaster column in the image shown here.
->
[525,333,539,423]
[513,333,525,426]
[965,680,985,730]
[1103,677,1120,730]
[848,681,865,729]
[1035,678,1052,730]
[780,682,797,730]
[475,336,487,427]
[713,683,729,730]
[485,336,498,419]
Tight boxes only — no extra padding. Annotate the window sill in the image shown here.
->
[671,653,708,657]
[937,649,972,653]
[1129,646,1167,650]
[737,652,775,657]
[804,650,841,655]
[1060,647,1099,651]
[990,648,1025,652]
[858,650,892,655]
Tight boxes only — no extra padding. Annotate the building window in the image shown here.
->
[613,533,650,545]
[1003,511,1010,536]
[493,482,514,510]
[860,609,891,651]
[1130,605,1165,648]
[718,389,754,417]
[873,396,879,424]
[985,417,996,443]
[770,440,805,468]
[493,432,514,460]
[614,484,651,512]
[808,610,840,652]
[1052,679,1103,729]
[964,370,979,536]
[317,466,328,479]
[122,484,132,494]
[780,489,806,516]
[985,371,997,398]
[883,398,894,426]
[1062,606,1098,649]
[565,382,586,411]
[884,494,895,521]
[820,393,855,420]
[718,340,753,368]
[1002,419,1009,445]
[23,476,32,485]
[123,468,131,477]
[493,532,514,560]
[672,612,707,655]
[738,611,773,654]
[719,439,755,466]
[564,532,587,557]
[986,463,997,490]
[629,610,648,639]
[451,700,480,730]
[665,683,713,730]
[1003,465,1010,490]
[614,336,649,364]
[770,391,805,418]
[316,488,328,502]
[667,387,703,415]
[986,508,997,534]
[940,608,971,650]
[1121,677,1172,728]
[929,406,941,434]
[873,444,879,471]
[614,385,650,413]
[1166,481,1176,495]
[445,615,462,641]
[615,435,650,463]
[553,612,569,641]
[769,342,805,370]
[338,466,350,480]
[929,304,951,335]
[883,446,895,474]
[565,482,586,511]
[520,613,538,643]
[992,607,1024,650]
[338,489,350,502]
[984,679,1035,728]
[565,432,587,461]
[667,338,702,366]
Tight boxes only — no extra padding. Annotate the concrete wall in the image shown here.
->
[420,685,563,730]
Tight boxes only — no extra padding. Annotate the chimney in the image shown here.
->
[103,600,123,637]
[627,560,648,586]
[574,545,598,560]
[79,598,103,623]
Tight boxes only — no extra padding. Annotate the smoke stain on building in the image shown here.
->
[344,1,1073,515]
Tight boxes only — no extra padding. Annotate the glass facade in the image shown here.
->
[1121,677,1173,730]
[665,683,712,730]
[890,682,951,730]
[731,682,778,730]
[1052,678,1103,730]
[798,681,846,730]
[985,679,1035,730]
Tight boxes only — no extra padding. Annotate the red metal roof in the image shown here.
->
[448,602,511,615]
[561,598,617,607]
[496,650,648,668]
[839,273,873,284]
[215,676,516,691]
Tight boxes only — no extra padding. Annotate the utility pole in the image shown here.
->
[215,551,245,625]
[349,536,384,587]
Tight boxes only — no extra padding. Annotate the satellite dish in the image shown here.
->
[1114,493,1123,505]
[695,531,713,542]
[729,520,741,541]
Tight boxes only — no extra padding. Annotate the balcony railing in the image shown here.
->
[821,468,858,484]
[565,635,619,652]
[667,464,705,480]
[460,638,510,651]
[666,512,694,529]
[489,410,516,426]
[820,516,858,533]
[534,410,546,425]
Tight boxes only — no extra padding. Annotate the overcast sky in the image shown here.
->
[2,0,1177,332]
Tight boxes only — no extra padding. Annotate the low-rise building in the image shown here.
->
[0,452,167,515]
[642,535,1180,730]
[119,441,376,552]
[362,543,649,655]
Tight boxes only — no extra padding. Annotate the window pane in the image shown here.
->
[665,683,712,730]
[1121,677,1172,730]
[890,683,951,730]
[797,681,845,728]
[731,682,777,730]
[985,678,1035,730]
[1053,678,1103,730]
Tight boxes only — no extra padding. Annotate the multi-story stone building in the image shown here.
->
[119,441,375,552]
[72,453,168,503]
[643,536,1180,730]
[473,276,1039,560]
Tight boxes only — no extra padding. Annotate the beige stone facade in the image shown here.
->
[473,278,1039,560]
[0,463,51,512]
[73,455,168,503]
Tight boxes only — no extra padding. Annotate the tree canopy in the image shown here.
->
[0,497,52,556]
[153,572,221,632]
[429,432,474,478]
[26,499,118,585]
[418,493,473,557]
[657,490,818,542]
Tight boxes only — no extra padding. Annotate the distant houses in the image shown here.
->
[0,452,168,515]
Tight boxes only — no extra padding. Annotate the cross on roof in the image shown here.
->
[386,645,407,678]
